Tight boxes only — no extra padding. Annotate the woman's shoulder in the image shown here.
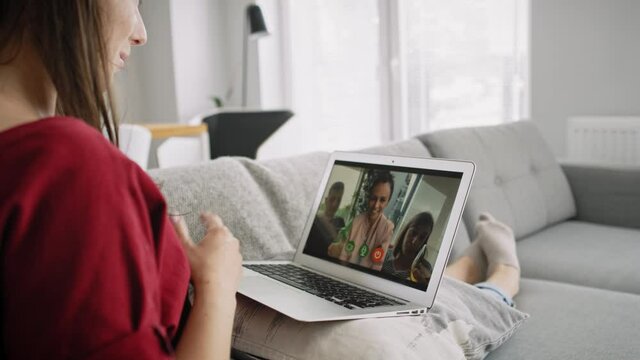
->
[1,116,135,172]
[382,215,394,230]
[1,117,93,153]
[0,116,157,205]
[0,116,116,152]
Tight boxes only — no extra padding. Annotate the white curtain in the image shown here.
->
[258,0,383,159]
[397,0,529,136]
[257,0,529,158]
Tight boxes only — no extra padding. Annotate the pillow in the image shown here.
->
[232,276,528,360]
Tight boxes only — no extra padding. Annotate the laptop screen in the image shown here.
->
[302,160,463,291]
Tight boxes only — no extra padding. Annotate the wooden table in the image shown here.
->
[139,123,210,167]
[140,123,208,140]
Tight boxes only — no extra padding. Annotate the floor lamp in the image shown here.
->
[242,4,269,107]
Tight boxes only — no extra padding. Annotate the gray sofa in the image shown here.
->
[417,122,640,359]
[150,121,640,359]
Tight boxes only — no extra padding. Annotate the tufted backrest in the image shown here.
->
[418,121,576,239]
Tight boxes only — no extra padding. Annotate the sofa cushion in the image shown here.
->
[516,221,640,294]
[561,162,640,229]
[233,277,528,360]
[487,278,640,360]
[359,138,432,157]
[418,121,576,239]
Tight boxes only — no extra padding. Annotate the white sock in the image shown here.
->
[475,213,520,275]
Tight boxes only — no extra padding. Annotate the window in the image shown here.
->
[258,0,383,159]
[257,0,529,158]
[395,0,529,135]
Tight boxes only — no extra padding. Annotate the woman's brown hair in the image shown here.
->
[0,0,119,145]
[393,212,434,258]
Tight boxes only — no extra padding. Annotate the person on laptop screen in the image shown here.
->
[304,182,347,259]
[383,212,435,285]
[322,181,347,231]
[328,171,395,271]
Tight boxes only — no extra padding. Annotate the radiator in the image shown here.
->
[567,116,640,165]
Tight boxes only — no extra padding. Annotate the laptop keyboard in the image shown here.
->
[244,264,405,310]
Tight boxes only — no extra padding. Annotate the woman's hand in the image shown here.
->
[172,212,243,300]
[172,212,242,359]
[410,264,431,285]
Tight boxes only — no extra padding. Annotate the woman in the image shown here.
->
[328,171,395,271]
[0,1,241,359]
[383,212,435,284]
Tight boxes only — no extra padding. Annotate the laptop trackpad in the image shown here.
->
[238,275,344,321]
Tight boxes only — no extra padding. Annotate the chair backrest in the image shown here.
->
[118,124,152,170]
[202,110,293,159]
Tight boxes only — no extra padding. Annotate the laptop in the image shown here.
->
[239,151,475,322]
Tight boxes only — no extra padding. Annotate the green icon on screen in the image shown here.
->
[345,241,355,253]
[359,244,369,257]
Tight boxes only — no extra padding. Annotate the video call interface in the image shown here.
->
[303,160,463,291]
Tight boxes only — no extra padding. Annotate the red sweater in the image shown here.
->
[0,117,190,359]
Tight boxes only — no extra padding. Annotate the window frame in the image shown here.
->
[258,0,530,147]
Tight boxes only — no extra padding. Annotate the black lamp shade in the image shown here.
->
[247,4,268,37]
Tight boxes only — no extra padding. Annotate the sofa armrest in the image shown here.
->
[560,161,640,229]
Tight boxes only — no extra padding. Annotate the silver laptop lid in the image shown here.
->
[294,151,475,307]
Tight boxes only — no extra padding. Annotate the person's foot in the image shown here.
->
[475,213,520,276]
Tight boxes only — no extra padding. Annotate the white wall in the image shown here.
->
[225,0,264,108]
[170,0,229,120]
[115,0,179,124]
[115,0,262,124]
[257,0,287,109]
[531,0,640,156]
